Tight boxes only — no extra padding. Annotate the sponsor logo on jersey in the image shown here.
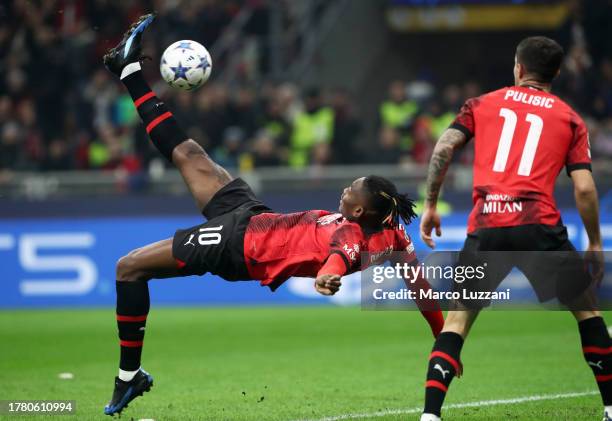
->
[482,201,523,214]
[482,193,523,214]
[368,245,394,265]
[485,193,517,201]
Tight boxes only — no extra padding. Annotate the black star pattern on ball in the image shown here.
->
[174,41,193,51]
[170,61,189,81]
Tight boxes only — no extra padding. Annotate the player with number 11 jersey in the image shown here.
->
[452,85,591,233]
[418,36,607,421]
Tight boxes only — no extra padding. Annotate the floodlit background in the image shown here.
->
[0,1,611,420]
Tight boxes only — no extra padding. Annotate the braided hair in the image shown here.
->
[362,175,417,228]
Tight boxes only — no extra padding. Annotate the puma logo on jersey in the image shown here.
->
[588,360,603,370]
[433,363,450,379]
[184,234,196,246]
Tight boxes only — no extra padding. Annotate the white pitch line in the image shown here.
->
[295,390,599,421]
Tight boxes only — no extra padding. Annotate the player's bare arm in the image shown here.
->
[420,128,467,248]
[424,128,467,207]
[571,169,604,284]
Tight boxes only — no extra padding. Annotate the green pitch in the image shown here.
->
[0,307,606,420]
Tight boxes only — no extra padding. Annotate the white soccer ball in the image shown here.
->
[160,40,212,91]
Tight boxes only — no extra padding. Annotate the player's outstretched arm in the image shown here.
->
[420,128,467,248]
[571,169,604,284]
[314,253,347,296]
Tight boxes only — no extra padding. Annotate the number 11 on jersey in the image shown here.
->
[493,108,543,177]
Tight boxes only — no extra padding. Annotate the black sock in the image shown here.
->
[116,281,150,372]
[121,70,187,161]
[579,316,612,405]
[424,332,464,416]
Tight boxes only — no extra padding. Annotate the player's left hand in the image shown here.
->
[315,274,342,296]
[420,206,442,249]
[585,242,604,286]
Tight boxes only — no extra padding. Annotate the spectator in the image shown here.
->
[592,118,612,160]
[42,138,72,171]
[213,126,244,169]
[289,88,334,168]
[258,97,291,151]
[330,88,362,165]
[229,86,258,137]
[196,83,232,150]
[251,130,282,167]
[372,126,403,165]
[0,0,609,178]
[0,122,22,170]
[379,80,419,153]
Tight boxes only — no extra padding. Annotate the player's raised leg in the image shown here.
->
[104,239,180,416]
[103,13,232,212]
[420,307,479,421]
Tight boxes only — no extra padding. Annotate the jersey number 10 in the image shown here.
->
[493,108,543,177]
[198,225,222,245]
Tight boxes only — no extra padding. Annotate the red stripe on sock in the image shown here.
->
[134,91,155,108]
[596,374,612,382]
[429,351,460,372]
[146,111,172,133]
[120,340,143,347]
[426,380,448,392]
[116,314,147,322]
[583,346,612,355]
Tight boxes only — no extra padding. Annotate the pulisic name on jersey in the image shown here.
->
[504,89,555,108]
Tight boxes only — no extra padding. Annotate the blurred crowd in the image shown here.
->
[0,0,611,179]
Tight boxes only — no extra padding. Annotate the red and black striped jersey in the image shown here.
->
[452,86,591,233]
[243,210,415,290]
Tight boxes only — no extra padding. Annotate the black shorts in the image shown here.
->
[454,224,592,308]
[172,178,271,280]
